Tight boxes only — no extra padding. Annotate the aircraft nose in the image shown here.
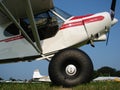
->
[111,18,118,26]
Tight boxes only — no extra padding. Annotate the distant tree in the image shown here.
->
[17,79,23,81]
[93,66,120,78]
[9,77,16,81]
[97,66,116,76]
[24,79,28,82]
[93,70,99,79]
[115,70,120,77]
[29,79,33,83]
[0,77,4,80]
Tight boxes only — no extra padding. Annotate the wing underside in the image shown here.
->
[0,0,54,63]
[0,0,53,24]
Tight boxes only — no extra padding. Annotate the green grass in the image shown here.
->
[74,82,120,90]
[0,82,120,90]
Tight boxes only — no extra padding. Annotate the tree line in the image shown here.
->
[0,66,120,81]
[93,66,120,79]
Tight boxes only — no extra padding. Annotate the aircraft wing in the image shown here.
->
[0,0,54,24]
[0,0,54,54]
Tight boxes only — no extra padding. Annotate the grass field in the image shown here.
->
[0,81,120,90]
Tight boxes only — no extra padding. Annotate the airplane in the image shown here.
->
[0,0,118,87]
[93,76,120,82]
[33,69,51,82]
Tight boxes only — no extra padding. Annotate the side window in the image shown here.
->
[4,11,59,40]
[48,11,59,27]
[35,13,49,28]
[36,12,58,40]
[23,11,59,41]
[4,21,29,37]
[4,23,19,37]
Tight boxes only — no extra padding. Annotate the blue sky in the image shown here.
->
[0,0,120,80]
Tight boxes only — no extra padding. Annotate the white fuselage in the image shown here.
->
[0,11,117,61]
[42,12,111,53]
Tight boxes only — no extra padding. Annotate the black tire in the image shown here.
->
[49,48,93,87]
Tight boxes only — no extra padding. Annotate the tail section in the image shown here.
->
[32,69,51,82]
[33,69,43,79]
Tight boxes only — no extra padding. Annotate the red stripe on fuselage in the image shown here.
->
[60,21,83,30]
[84,16,104,24]
[70,14,93,20]
[0,35,24,42]
[60,16,104,30]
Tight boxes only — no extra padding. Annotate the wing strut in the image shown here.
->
[0,2,42,54]
[25,0,42,53]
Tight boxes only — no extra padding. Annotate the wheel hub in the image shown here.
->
[65,64,77,76]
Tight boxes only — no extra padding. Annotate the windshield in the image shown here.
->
[53,7,71,20]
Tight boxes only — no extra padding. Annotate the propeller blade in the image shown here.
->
[106,0,117,45]
[106,31,110,46]
[110,0,116,20]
